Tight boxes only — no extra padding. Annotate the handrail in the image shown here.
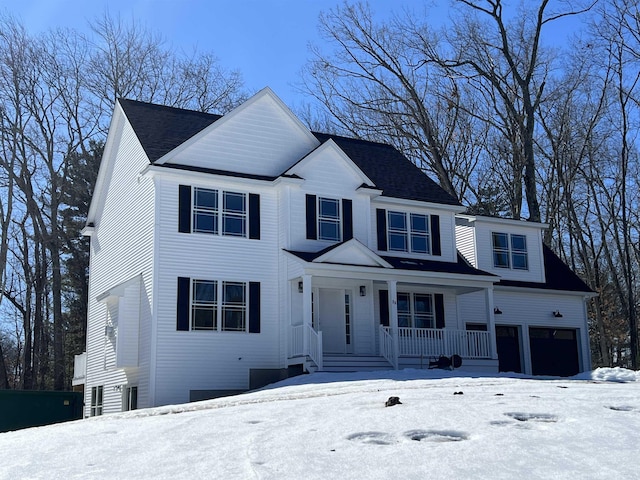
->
[379,325,398,369]
[307,325,323,371]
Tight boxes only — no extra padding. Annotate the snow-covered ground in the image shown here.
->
[1,368,638,480]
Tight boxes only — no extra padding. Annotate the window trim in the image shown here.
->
[188,279,251,333]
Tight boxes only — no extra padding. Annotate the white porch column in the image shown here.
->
[387,280,399,369]
[302,274,312,354]
[485,287,499,360]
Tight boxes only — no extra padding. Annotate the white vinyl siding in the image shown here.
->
[84,111,154,416]
[152,177,280,406]
[164,91,319,177]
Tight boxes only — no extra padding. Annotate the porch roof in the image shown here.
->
[285,245,495,279]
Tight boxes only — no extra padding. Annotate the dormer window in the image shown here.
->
[492,232,528,270]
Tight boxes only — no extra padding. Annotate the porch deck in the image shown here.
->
[289,325,494,372]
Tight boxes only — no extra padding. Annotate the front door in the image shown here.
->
[318,288,347,354]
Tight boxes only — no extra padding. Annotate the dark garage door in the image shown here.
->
[529,327,579,377]
[496,325,522,373]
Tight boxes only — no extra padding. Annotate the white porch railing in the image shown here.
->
[289,324,323,371]
[382,327,491,359]
[379,325,398,369]
[72,352,87,386]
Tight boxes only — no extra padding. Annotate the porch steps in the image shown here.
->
[321,355,394,373]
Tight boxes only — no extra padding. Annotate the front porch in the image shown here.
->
[288,323,494,372]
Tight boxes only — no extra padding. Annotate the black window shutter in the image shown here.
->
[376,208,387,251]
[431,214,441,256]
[249,193,260,240]
[249,282,261,333]
[435,293,445,329]
[177,277,190,331]
[342,199,353,240]
[306,194,317,240]
[379,289,390,326]
[178,185,192,233]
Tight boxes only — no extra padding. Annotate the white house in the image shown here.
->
[75,88,594,416]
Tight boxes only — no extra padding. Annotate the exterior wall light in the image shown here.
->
[553,311,563,318]
[359,285,366,296]
[494,307,502,315]
[298,281,303,293]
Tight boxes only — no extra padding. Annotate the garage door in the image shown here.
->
[529,328,579,377]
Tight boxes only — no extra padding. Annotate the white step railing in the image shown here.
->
[382,327,491,359]
[379,325,398,369]
[289,324,323,370]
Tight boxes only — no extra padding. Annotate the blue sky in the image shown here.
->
[3,0,421,108]
[3,0,581,109]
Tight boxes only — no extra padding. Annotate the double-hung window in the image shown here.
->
[397,292,435,328]
[318,197,341,241]
[222,282,246,331]
[191,280,217,330]
[387,211,430,254]
[492,233,528,270]
[223,192,246,236]
[193,188,218,234]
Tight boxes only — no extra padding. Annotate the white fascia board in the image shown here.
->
[356,185,383,197]
[495,284,597,298]
[155,87,319,165]
[375,196,466,213]
[81,225,95,237]
[86,101,129,224]
[140,164,275,189]
[459,214,549,230]
[284,139,375,187]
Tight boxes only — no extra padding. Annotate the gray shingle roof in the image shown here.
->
[119,99,221,162]
[117,98,460,206]
[498,245,594,293]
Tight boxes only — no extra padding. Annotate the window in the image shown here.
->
[222,282,246,331]
[192,280,217,330]
[90,386,103,416]
[193,188,218,234]
[388,212,407,251]
[318,197,341,241]
[492,232,528,270]
[223,192,246,236]
[387,211,430,254]
[345,293,351,345]
[179,279,254,332]
[124,386,138,411]
[191,187,247,237]
[396,292,435,328]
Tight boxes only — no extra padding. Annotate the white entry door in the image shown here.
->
[318,288,346,354]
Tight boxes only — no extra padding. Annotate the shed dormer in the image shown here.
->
[455,215,547,283]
